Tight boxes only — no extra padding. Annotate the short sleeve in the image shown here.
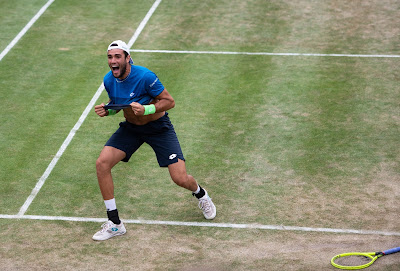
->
[144,72,165,98]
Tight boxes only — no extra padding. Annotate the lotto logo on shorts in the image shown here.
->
[169,154,177,160]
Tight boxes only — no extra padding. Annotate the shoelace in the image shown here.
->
[198,197,212,213]
[99,221,113,233]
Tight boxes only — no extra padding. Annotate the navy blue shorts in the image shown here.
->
[105,113,185,167]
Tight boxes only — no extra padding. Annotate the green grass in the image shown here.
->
[0,0,49,51]
[1,0,399,270]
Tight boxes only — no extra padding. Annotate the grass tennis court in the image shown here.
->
[1,0,399,270]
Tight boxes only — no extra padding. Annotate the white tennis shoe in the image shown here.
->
[197,191,216,220]
[92,220,126,241]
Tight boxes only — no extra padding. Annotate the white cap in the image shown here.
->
[107,40,133,64]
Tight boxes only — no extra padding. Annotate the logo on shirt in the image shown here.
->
[149,78,159,88]
[130,92,135,97]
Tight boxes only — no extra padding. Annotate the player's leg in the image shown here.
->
[96,146,125,200]
[93,146,127,241]
[167,159,198,191]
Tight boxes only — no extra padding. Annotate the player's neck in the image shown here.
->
[118,64,131,81]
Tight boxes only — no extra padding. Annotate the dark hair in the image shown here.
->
[109,43,129,58]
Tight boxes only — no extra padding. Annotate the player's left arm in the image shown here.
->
[152,88,175,112]
[130,89,175,115]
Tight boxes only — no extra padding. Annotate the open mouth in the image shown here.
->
[112,66,120,72]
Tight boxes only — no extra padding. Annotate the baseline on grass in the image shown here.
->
[331,246,400,270]
[130,49,400,58]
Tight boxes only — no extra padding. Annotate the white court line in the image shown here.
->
[1,214,400,236]
[17,0,163,216]
[131,49,400,58]
[0,0,55,62]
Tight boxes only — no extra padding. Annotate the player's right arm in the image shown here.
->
[95,100,113,117]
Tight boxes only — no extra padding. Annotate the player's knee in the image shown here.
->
[96,157,111,173]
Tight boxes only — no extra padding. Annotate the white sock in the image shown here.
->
[104,198,117,211]
[193,185,200,194]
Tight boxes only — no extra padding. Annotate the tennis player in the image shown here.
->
[92,40,216,241]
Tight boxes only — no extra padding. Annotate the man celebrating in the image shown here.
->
[92,40,216,241]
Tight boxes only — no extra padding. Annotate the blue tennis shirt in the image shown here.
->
[103,65,165,105]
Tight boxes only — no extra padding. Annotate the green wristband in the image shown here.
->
[143,104,156,115]
[108,109,117,116]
